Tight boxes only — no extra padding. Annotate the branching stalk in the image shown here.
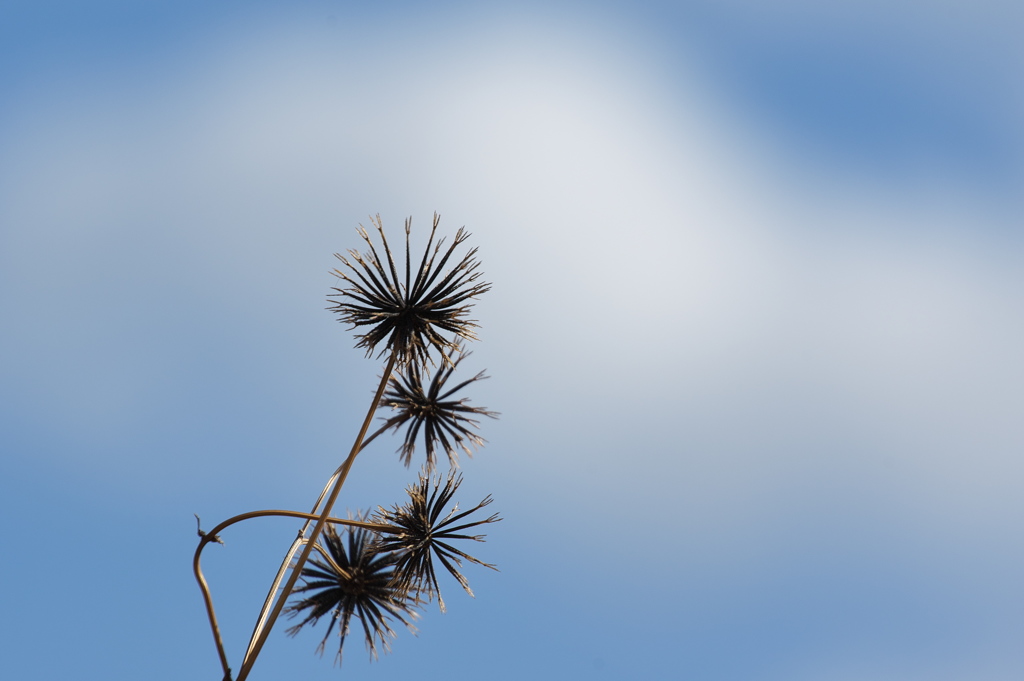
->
[234,351,397,681]
[240,421,393,665]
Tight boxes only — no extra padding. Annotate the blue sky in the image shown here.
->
[1,1,1022,679]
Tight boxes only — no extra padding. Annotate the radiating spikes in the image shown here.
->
[329,213,488,368]
[374,346,498,468]
[370,469,500,611]
[332,213,489,367]
[285,522,420,664]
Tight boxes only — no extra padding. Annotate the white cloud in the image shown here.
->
[2,8,1023,679]
[2,0,1021,559]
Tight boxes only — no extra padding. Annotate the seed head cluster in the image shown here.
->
[284,214,500,664]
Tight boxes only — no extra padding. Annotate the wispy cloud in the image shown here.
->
[0,4,1021,678]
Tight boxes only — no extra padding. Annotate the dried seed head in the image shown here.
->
[328,213,490,369]
[372,470,500,612]
[378,348,498,470]
[285,522,421,663]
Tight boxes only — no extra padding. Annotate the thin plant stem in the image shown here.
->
[240,422,393,663]
[235,351,398,681]
[194,395,395,679]
[285,421,391,537]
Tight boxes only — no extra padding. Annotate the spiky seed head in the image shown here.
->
[285,523,421,663]
[377,348,498,470]
[328,213,490,369]
[372,470,500,612]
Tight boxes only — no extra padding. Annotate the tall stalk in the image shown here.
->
[240,420,393,666]
[234,352,396,681]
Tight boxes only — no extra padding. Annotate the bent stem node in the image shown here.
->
[193,509,394,680]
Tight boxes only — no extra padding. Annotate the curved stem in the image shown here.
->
[193,510,394,680]
[235,351,398,681]
[195,386,396,679]
[193,537,233,680]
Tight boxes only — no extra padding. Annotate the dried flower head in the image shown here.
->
[373,470,500,612]
[285,523,420,663]
[378,348,498,470]
[329,213,490,368]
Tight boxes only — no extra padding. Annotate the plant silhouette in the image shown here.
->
[193,214,499,680]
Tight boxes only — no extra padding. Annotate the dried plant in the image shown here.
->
[285,523,421,662]
[328,213,491,368]
[377,348,498,469]
[193,213,499,681]
[373,470,501,612]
